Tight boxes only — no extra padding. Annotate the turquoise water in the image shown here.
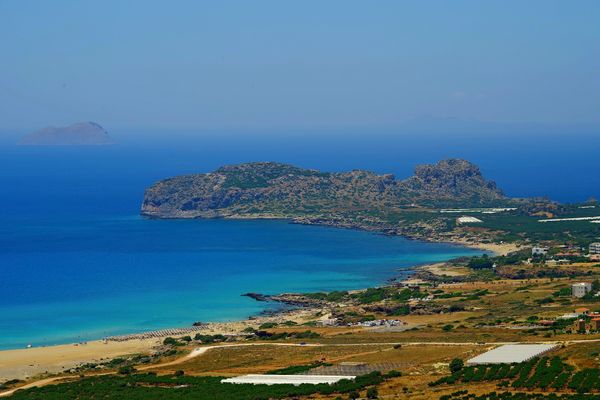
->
[0,143,490,350]
[1,132,598,350]
[0,215,479,350]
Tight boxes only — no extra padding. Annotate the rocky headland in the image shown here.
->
[141,159,513,243]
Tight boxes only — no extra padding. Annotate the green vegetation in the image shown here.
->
[306,287,424,305]
[253,330,321,340]
[163,337,184,346]
[219,163,328,189]
[258,322,278,329]
[266,361,332,375]
[193,334,226,343]
[305,291,349,302]
[469,254,495,269]
[432,357,600,393]
[9,371,399,400]
[440,391,600,400]
[475,210,600,243]
[449,358,464,373]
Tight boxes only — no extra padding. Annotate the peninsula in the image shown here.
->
[142,159,598,247]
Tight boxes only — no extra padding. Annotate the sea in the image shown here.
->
[0,130,598,350]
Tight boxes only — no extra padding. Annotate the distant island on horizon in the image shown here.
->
[17,122,114,146]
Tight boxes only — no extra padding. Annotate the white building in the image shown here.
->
[572,282,593,298]
[221,374,355,385]
[467,344,557,365]
[589,243,600,255]
[456,216,483,224]
[532,246,548,256]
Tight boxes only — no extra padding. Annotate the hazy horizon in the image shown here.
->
[1,1,600,133]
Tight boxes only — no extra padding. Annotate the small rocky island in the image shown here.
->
[141,159,512,242]
[18,122,114,146]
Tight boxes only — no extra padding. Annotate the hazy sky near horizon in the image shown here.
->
[1,1,600,131]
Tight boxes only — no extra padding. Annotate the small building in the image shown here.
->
[559,313,580,320]
[572,282,593,298]
[589,242,600,255]
[221,374,356,385]
[532,246,548,256]
[457,216,483,224]
[575,307,590,315]
[318,318,339,327]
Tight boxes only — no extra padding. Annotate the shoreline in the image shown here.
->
[0,222,514,383]
[0,308,320,382]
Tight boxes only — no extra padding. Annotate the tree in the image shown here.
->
[348,390,360,399]
[118,365,136,375]
[163,337,179,346]
[468,254,494,269]
[174,370,185,377]
[366,386,379,398]
[592,279,600,293]
[449,358,464,373]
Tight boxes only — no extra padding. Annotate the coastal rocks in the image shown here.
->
[242,293,270,302]
[243,293,328,308]
[18,122,114,146]
[141,159,507,220]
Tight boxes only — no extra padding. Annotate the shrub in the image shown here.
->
[163,337,180,346]
[449,358,464,373]
[117,365,136,375]
[366,387,379,398]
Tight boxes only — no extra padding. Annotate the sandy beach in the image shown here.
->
[0,241,518,384]
[0,309,319,382]
[452,240,520,256]
[0,338,159,382]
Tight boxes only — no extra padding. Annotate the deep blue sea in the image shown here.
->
[0,130,598,350]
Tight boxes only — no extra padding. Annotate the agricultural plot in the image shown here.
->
[432,356,600,393]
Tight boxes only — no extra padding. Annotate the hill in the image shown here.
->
[141,159,506,222]
[18,122,114,146]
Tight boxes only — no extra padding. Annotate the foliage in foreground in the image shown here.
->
[10,370,399,400]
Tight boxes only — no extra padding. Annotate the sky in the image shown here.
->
[1,0,600,132]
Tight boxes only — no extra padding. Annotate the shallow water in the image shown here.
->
[0,144,484,350]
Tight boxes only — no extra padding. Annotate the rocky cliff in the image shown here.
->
[141,159,506,219]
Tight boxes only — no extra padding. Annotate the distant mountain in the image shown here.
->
[141,159,506,219]
[18,122,114,146]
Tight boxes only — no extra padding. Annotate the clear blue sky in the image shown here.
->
[1,0,599,131]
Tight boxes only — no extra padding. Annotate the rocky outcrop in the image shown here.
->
[18,122,114,146]
[402,159,502,205]
[141,159,505,219]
